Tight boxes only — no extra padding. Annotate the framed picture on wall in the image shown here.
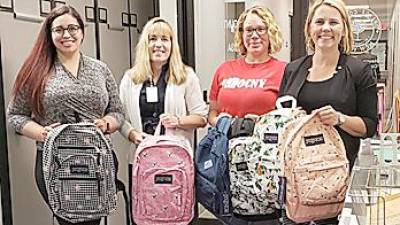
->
[224,1,245,60]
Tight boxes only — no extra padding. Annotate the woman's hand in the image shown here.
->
[160,114,180,129]
[39,122,61,141]
[94,118,109,133]
[128,129,146,145]
[94,116,119,134]
[314,105,339,126]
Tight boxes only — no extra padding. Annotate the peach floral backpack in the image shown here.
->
[279,110,349,223]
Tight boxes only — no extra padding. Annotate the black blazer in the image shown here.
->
[279,54,378,167]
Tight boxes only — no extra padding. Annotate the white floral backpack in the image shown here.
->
[228,96,305,215]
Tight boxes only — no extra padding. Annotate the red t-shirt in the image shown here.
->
[209,57,286,117]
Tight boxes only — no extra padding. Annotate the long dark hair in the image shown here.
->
[12,5,85,116]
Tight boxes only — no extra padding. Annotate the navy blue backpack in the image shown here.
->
[195,116,232,218]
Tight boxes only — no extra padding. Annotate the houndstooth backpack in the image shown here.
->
[42,123,118,223]
[228,96,305,215]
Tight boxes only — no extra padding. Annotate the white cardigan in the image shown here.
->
[119,67,208,160]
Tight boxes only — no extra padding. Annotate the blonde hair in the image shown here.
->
[131,17,187,85]
[234,6,283,55]
[304,0,354,54]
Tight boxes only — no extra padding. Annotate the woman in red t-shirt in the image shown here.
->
[207,5,286,225]
[209,6,286,126]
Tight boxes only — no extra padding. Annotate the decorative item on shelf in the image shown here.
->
[40,0,66,17]
[85,6,107,24]
[347,7,382,54]
[85,6,94,22]
[121,12,137,27]
[98,8,107,23]
[121,12,140,33]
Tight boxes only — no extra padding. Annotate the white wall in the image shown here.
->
[194,0,226,90]
[159,0,178,35]
[158,0,226,91]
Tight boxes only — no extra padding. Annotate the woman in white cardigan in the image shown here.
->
[119,17,208,152]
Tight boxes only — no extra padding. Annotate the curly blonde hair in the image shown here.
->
[304,0,354,54]
[130,17,187,85]
[234,6,283,55]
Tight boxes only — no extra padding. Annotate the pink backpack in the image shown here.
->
[279,111,349,223]
[131,134,195,225]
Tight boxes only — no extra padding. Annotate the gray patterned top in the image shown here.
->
[7,54,125,150]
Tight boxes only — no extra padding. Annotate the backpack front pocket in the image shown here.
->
[59,178,102,212]
[138,168,188,221]
[293,162,348,205]
[55,148,105,213]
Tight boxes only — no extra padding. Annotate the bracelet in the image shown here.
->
[336,112,346,126]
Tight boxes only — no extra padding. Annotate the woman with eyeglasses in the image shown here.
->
[7,5,124,225]
[208,5,285,225]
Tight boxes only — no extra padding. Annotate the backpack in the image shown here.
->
[195,116,232,218]
[131,133,195,225]
[228,96,305,215]
[42,123,118,223]
[280,111,349,223]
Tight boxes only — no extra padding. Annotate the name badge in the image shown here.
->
[146,86,158,103]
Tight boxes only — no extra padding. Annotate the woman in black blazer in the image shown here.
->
[279,1,378,223]
[279,0,377,169]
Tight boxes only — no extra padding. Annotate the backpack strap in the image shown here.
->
[216,116,231,136]
[214,116,232,215]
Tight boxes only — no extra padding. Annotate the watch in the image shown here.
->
[336,112,346,126]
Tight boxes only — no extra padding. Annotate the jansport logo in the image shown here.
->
[236,162,249,171]
[304,134,325,146]
[154,174,173,184]
[221,77,266,89]
[70,164,90,175]
[264,133,279,144]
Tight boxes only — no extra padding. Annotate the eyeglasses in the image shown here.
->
[51,24,81,36]
[241,27,268,37]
